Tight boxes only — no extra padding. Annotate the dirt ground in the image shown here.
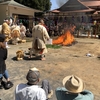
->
[0,37,100,100]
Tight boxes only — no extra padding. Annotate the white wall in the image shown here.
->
[9,6,34,16]
[0,4,35,24]
[0,5,7,24]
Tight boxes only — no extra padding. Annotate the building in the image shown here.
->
[47,0,100,23]
[81,0,100,21]
[0,0,42,29]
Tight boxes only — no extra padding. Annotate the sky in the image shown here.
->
[50,0,67,10]
[50,0,59,10]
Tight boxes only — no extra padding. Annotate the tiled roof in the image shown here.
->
[82,1,100,7]
[58,0,94,12]
[0,0,27,8]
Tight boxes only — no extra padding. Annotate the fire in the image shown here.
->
[53,24,75,46]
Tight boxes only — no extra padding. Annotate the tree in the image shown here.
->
[14,0,51,11]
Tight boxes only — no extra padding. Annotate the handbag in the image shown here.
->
[1,81,13,90]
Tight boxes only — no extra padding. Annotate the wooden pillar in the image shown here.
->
[87,30,90,38]
[77,30,80,38]
[94,25,97,38]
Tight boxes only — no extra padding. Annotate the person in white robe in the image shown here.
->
[29,23,50,60]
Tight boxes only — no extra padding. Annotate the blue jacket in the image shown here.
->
[55,87,94,100]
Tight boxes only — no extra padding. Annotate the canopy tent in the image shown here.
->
[57,0,94,12]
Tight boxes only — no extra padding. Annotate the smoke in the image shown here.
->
[56,0,68,8]
[55,0,99,8]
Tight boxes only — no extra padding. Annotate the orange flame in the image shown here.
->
[53,30,74,46]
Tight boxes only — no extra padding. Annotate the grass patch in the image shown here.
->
[46,44,62,49]
[25,38,62,49]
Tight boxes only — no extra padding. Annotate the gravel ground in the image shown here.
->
[0,37,100,100]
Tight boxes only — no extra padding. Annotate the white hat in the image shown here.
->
[62,75,85,93]
[29,67,39,71]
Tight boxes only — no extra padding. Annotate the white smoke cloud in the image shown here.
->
[56,0,68,8]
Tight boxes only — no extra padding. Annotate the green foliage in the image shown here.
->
[46,44,62,49]
[14,0,51,11]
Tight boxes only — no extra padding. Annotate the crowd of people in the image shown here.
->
[40,18,68,37]
[0,17,27,47]
[15,67,94,100]
[0,16,94,100]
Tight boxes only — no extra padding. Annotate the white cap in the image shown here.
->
[29,67,39,71]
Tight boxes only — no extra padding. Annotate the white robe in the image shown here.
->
[30,25,50,56]
[0,25,2,34]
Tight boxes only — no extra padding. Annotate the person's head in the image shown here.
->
[19,22,23,27]
[62,75,85,94]
[0,34,6,48]
[38,19,44,25]
[40,19,44,24]
[4,17,12,25]
[26,67,40,85]
[69,23,76,32]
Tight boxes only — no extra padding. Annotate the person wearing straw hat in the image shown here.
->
[55,75,94,100]
[15,67,53,100]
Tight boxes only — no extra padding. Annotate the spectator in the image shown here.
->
[29,20,50,60]
[0,34,13,89]
[19,22,26,40]
[25,28,32,37]
[1,17,12,48]
[41,79,53,99]
[15,67,53,100]
[55,75,94,100]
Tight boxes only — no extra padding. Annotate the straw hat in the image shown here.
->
[62,75,85,93]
